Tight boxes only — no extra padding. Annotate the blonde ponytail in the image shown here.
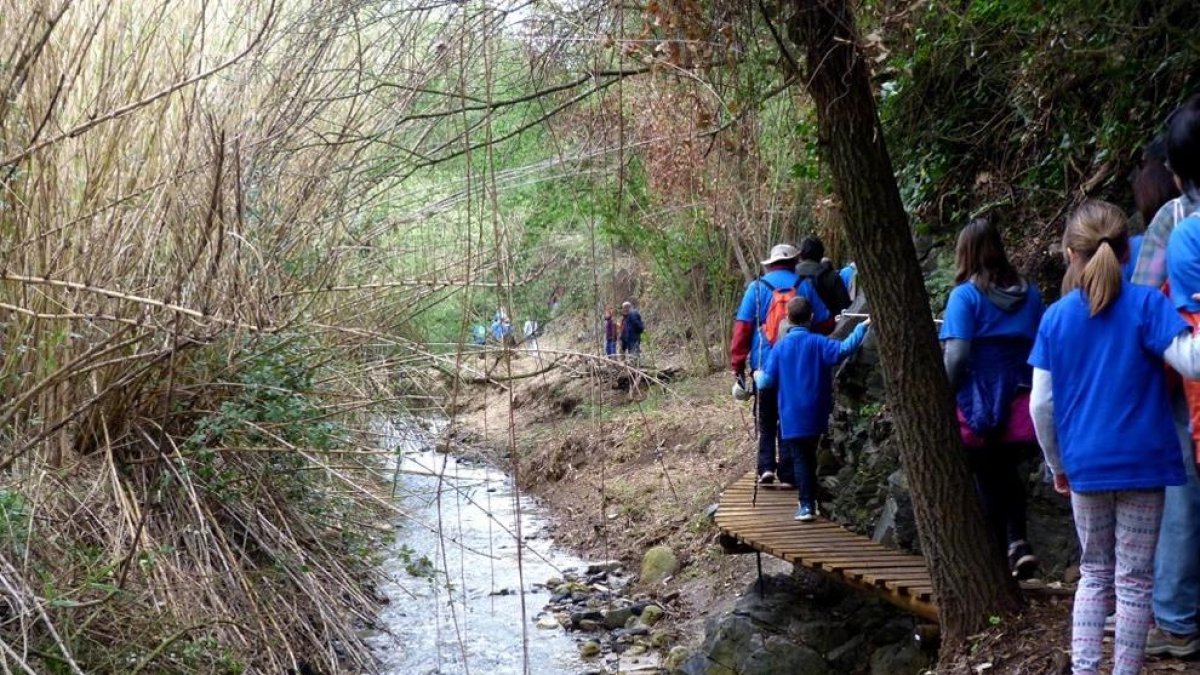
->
[1062,201,1129,316]
[1080,240,1123,316]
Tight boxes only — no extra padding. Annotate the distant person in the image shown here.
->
[604,307,617,357]
[1030,200,1200,675]
[1124,137,1181,280]
[729,243,830,487]
[1131,105,1200,290]
[471,324,486,346]
[940,217,1044,580]
[1148,95,1200,659]
[796,236,852,320]
[754,297,869,521]
[501,318,515,348]
[619,301,644,360]
[839,262,858,299]
[523,319,539,353]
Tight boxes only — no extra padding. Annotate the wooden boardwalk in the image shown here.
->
[715,471,938,621]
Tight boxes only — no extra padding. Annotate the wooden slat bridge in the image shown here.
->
[715,471,938,622]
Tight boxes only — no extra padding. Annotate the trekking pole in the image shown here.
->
[750,372,759,509]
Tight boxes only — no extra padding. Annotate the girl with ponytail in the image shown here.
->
[1030,199,1200,674]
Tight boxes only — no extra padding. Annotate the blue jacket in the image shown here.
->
[755,323,868,439]
[620,310,644,344]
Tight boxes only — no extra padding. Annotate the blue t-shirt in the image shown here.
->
[839,265,855,291]
[1122,234,1145,281]
[940,282,1043,436]
[939,282,1043,343]
[1028,284,1188,492]
[735,270,829,370]
[1167,216,1200,312]
[758,324,867,439]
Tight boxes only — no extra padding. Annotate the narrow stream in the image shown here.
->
[368,419,588,675]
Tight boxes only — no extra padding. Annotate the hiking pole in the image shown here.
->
[747,372,767,596]
[750,372,759,508]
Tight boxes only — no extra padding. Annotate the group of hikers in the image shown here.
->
[603,301,645,360]
[728,235,863,523]
[472,310,541,353]
[732,95,1200,674]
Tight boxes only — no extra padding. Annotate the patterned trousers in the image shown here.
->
[1070,489,1165,674]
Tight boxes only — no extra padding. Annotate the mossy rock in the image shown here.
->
[640,546,679,585]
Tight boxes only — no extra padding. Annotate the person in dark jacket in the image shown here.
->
[619,301,644,358]
[796,236,852,318]
[941,217,1044,580]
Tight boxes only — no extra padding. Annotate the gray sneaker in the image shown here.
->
[1145,627,1200,657]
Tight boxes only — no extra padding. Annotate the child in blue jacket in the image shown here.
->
[755,297,870,521]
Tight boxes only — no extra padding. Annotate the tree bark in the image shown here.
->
[786,0,1021,651]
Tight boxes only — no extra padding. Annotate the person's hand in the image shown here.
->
[1053,473,1070,496]
[731,375,750,401]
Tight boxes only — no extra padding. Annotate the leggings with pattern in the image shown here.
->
[1070,489,1164,675]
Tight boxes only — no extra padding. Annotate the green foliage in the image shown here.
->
[185,336,343,454]
[178,336,345,506]
[396,544,436,580]
[877,0,1200,241]
[925,252,958,313]
[0,488,29,552]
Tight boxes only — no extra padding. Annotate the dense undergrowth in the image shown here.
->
[877,0,1200,285]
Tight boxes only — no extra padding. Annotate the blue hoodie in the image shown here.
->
[755,323,868,439]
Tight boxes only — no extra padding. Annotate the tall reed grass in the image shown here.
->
[0,1,479,671]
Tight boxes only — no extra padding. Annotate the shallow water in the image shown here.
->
[368,420,587,675]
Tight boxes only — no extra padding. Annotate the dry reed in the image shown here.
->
[0,1,497,671]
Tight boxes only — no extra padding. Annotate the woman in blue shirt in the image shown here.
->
[941,218,1044,581]
[1030,200,1200,675]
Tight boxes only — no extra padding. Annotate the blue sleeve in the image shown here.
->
[756,347,779,389]
[939,284,975,341]
[1028,319,1051,371]
[1141,289,1191,356]
[837,323,869,361]
[736,281,762,323]
[801,282,830,323]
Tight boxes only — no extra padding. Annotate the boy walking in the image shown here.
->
[755,297,870,520]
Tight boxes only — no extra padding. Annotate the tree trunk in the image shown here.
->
[786,0,1021,651]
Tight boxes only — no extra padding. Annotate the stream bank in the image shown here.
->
[368,418,587,674]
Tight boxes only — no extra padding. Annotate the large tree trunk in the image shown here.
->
[786,0,1021,651]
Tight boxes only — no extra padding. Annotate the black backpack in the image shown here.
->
[802,265,852,315]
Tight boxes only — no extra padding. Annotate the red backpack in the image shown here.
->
[758,278,800,345]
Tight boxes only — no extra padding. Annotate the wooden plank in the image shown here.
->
[810,555,924,569]
[768,542,900,555]
[717,469,938,622]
